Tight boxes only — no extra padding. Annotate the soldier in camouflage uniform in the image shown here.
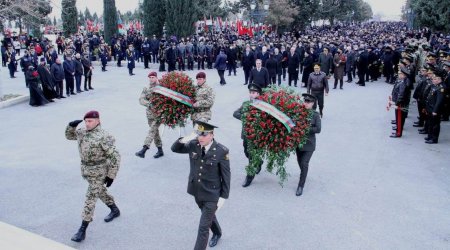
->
[135,72,164,159]
[65,110,121,242]
[191,72,215,123]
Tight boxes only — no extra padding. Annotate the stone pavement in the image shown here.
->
[0,60,449,250]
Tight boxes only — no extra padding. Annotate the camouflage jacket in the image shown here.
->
[65,124,120,179]
[192,83,215,121]
[139,83,158,119]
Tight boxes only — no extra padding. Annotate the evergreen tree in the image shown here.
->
[78,10,85,25]
[93,12,99,23]
[166,0,198,38]
[61,0,78,36]
[103,0,118,43]
[143,0,166,37]
[84,7,92,21]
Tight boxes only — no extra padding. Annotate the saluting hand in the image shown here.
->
[68,120,83,127]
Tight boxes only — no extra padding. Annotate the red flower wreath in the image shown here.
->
[151,72,196,128]
[242,86,312,185]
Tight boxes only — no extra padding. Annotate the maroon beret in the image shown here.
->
[196,72,206,79]
[148,71,157,77]
[84,110,100,119]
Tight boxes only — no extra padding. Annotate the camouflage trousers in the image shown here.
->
[144,119,162,148]
[82,175,115,221]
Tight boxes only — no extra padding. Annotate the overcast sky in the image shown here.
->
[50,0,406,20]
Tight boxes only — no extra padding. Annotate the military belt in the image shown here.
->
[81,159,106,166]
[194,107,210,112]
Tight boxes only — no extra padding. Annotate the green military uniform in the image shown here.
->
[139,83,163,148]
[171,121,230,250]
[192,83,215,122]
[65,124,120,222]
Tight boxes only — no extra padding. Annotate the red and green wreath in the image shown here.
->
[151,72,196,128]
[241,86,313,185]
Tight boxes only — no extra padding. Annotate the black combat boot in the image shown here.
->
[242,175,254,187]
[153,147,164,158]
[104,203,120,222]
[71,220,89,242]
[135,145,149,158]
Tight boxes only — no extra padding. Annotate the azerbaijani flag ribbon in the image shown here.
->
[251,100,296,133]
[153,86,193,107]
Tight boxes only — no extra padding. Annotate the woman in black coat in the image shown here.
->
[295,93,321,196]
[27,66,49,107]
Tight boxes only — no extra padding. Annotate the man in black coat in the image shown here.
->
[51,58,65,98]
[241,44,255,85]
[81,54,94,91]
[287,47,300,87]
[171,120,230,250]
[295,93,321,196]
[63,55,76,96]
[166,43,177,72]
[249,59,269,89]
[356,48,369,86]
[265,52,278,85]
[226,43,238,76]
[74,53,84,93]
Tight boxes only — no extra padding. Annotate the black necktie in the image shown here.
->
[201,147,206,158]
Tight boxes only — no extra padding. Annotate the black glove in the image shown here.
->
[69,120,83,127]
[104,177,114,187]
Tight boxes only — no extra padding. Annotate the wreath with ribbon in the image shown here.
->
[151,72,196,128]
[241,86,313,185]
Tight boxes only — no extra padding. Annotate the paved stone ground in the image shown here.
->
[1,59,450,250]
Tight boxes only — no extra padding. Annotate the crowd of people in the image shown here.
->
[1,21,449,139]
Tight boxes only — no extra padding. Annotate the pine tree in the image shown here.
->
[143,0,166,37]
[61,0,78,36]
[78,10,85,25]
[165,0,198,38]
[103,0,118,43]
[84,7,93,21]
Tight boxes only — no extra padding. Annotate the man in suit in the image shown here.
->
[249,59,269,89]
[287,47,300,87]
[241,44,255,85]
[214,49,227,85]
[171,120,231,250]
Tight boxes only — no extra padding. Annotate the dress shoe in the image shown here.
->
[71,92,76,95]
[340,87,343,89]
[424,137,431,140]
[390,134,401,138]
[296,186,303,196]
[60,96,66,98]
[242,175,254,187]
[333,87,337,89]
[209,234,221,247]
[425,140,437,144]
[412,124,423,127]
[84,87,89,91]
[244,83,248,85]
[418,130,428,134]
